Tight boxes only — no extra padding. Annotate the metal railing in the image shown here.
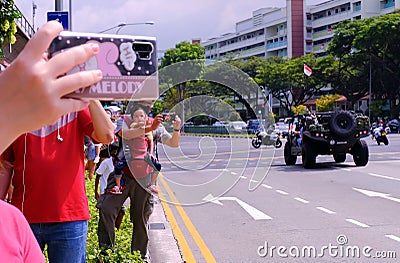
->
[14,3,35,39]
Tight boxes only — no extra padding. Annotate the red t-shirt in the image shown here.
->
[0,201,45,262]
[1,109,94,223]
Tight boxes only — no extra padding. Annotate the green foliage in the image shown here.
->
[151,100,164,115]
[328,12,400,113]
[255,54,332,113]
[0,0,21,57]
[161,41,205,67]
[315,94,340,112]
[85,179,143,263]
[292,105,307,115]
[159,41,206,113]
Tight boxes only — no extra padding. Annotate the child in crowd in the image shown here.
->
[84,135,101,180]
[111,107,161,195]
[95,143,118,199]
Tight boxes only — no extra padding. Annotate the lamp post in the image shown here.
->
[98,21,155,34]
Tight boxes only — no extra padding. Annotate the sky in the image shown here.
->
[14,0,325,52]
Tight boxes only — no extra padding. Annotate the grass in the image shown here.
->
[85,178,143,262]
[43,176,143,262]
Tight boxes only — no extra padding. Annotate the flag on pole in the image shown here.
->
[303,63,312,77]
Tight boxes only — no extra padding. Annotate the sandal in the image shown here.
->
[109,185,122,195]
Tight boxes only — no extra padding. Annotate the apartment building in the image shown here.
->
[203,0,398,60]
[201,0,398,117]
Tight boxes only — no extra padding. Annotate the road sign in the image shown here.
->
[47,11,69,30]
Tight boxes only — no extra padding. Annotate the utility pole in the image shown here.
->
[69,0,72,30]
[32,1,37,32]
[55,0,62,11]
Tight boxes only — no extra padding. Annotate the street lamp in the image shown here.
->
[98,21,155,34]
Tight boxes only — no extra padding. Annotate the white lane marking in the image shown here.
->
[294,197,309,204]
[385,235,400,242]
[239,176,247,179]
[230,171,238,175]
[353,187,400,204]
[342,168,352,171]
[345,219,370,228]
[262,184,272,189]
[368,173,400,182]
[276,190,289,195]
[204,194,272,220]
[316,207,336,214]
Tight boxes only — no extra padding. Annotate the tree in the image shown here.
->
[328,12,400,117]
[292,105,307,115]
[0,0,21,58]
[159,41,205,117]
[315,94,340,112]
[255,54,332,114]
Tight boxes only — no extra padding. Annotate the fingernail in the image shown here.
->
[90,43,100,53]
[96,70,103,78]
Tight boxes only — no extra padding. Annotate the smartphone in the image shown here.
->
[162,112,176,122]
[48,31,159,101]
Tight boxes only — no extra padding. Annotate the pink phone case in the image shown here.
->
[49,31,158,101]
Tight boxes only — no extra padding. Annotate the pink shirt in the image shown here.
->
[0,201,45,262]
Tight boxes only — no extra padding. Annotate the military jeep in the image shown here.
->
[284,111,370,168]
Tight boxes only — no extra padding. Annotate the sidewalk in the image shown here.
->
[148,198,184,263]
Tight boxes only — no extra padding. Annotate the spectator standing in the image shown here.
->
[0,99,114,263]
[85,136,101,180]
[0,20,105,262]
[97,101,181,261]
[94,143,118,200]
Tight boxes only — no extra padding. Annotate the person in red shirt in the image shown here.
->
[0,20,106,262]
[0,100,114,262]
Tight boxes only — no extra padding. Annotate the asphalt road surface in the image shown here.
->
[156,133,400,263]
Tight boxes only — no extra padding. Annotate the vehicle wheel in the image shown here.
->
[275,139,282,148]
[284,142,297,165]
[383,136,389,145]
[302,143,316,169]
[251,138,262,148]
[329,111,356,138]
[333,154,346,163]
[352,140,369,166]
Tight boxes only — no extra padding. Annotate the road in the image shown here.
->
[156,133,400,262]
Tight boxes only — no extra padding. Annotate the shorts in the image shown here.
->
[86,143,96,161]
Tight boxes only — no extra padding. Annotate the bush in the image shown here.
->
[85,179,143,262]
[0,1,21,57]
[43,178,142,262]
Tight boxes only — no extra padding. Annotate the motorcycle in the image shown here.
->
[373,127,389,145]
[251,129,282,149]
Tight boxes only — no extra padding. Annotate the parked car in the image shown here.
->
[387,119,399,133]
[274,121,289,138]
[227,121,247,133]
[184,121,194,126]
[213,121,228,126]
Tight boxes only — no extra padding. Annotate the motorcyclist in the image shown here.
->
[373,124,384,139]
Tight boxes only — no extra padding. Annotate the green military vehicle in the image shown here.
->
[284,111,370,168]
